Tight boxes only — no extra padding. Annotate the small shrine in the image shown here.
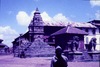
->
[0,39,9,55]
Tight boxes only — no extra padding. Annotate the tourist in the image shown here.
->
[51,46,68,67]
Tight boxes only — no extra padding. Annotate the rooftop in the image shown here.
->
[71,22,96,28]
[51,25,88,36]
[43,21,96,28]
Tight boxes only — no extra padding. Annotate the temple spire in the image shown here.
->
[34,7,40,14]
[36,7,39,11]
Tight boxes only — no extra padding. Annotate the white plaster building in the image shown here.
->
[72,20,100,50]
[44,19,100,50]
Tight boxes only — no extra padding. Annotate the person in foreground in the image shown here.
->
[51,46,68,67]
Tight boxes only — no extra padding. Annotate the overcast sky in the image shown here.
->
[0,0,100,47]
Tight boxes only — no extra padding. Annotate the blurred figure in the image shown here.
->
[20,50,25,58]
[51,46,68,67]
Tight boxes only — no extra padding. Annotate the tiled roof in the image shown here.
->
[88,20,100,26]
[88,20,100,23]
[0,43,8,48]
[43,21,96,28]
[51,25,88,36]
[0,43,6,46]
[71,22,96,28]
[43,21,71,26]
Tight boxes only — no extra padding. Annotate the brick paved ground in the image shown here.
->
[0,55,99,67]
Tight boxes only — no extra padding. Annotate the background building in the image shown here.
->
[71,20,100,50]
[12,8,100,57]
[12,8,55,57]
[0,39,9,55]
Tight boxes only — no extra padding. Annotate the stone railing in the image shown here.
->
[64,50,100,62]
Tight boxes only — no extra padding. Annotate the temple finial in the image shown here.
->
[36,7,39,11]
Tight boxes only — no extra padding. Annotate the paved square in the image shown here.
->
[0,55,99,67]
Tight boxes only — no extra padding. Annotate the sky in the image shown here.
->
[0,0,100,47]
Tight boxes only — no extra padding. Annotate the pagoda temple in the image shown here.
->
[12,8,55,57]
